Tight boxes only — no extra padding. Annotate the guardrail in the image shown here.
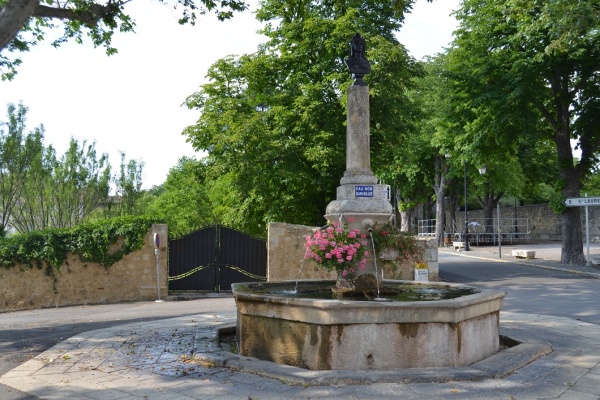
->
[418,218,530,245]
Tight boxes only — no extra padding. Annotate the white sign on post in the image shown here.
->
[564,197,600,207]
[563,194,599,266]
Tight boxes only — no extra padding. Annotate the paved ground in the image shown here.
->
[1,243,600,399]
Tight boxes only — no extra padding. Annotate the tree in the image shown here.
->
[406,56,452,243]
[10,138,112,232]
[183,0,421,236]
[1,102,152,232]
[448,0,600,264]
[145,156,216,237]
[0,0,247,79]
[100,151,143,217]
[0,102,43,233]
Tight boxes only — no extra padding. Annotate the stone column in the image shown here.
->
[325,84,393,226]
[341,85,375,185]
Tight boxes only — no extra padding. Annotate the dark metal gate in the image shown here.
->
[167,225,267,291]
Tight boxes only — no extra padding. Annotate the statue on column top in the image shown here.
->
[344,33,371,86]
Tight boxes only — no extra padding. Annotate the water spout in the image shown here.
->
[369,231,380,298]
[295,257,307,293]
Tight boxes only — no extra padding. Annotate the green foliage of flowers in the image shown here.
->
[0,216,159,270]
[370,222,424,267]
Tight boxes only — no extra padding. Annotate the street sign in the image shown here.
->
[564,197,600,207]
[563,194,598,267]
[355,185,374,198]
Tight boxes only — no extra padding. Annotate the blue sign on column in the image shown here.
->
[355,185,374,197]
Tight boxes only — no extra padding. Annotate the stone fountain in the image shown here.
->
[232,33,505,371]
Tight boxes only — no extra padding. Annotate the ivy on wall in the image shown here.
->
[0,216,160,270]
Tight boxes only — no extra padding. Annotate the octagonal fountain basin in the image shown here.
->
[232,280,506,371]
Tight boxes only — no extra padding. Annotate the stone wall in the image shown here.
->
[460,203,600,242]
[267,222,438,282]
[267,222,336,282]
[0,224,168,312]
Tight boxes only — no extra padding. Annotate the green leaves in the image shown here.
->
[0,0,248,79]
[182,1,420,235]
[0,216,157,269]
[145,157,216,238]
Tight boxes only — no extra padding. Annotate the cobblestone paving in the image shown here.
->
[2,311,600,399]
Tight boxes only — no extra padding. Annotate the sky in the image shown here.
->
[0,0,460,189]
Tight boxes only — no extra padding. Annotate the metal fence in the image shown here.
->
[418,218,530,245]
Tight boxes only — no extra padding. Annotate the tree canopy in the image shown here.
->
[447,0,600,263]
[182,0,422,236]
[0,0,248,79]
[0,102,144,234]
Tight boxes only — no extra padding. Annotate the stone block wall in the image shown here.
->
[267,222,336,282]
[268,222,438,282]
[0,224,168,312]
[381,237,438,281]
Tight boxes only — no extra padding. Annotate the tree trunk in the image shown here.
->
[479,188,503,235]
[550,84,585,265]
[0,0,38,51]
[447,183,458,235]
[433,154,448,247]
[560,165,585,264]
[399,208,412,232]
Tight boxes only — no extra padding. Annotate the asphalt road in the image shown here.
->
[0,296,236,400]
[439,252,600,325]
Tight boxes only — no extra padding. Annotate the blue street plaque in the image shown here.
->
[355,185,374,197]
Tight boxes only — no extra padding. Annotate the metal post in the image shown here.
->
[497,203,502,258]
[586,193,590,266]
[514,198,518,234]
[153,233,164,302]
[464,161,469,251]
[155,248,162,300]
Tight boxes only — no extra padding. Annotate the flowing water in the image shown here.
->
[369,231,381,297]
[294,257,307,293]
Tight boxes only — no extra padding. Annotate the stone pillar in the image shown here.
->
[325,84,393,225]
[341,85,375,184]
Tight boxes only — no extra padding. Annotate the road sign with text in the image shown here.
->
[564,197,600,207]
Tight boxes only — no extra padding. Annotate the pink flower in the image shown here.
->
[348,217,355,223]
[342,269,348,276]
